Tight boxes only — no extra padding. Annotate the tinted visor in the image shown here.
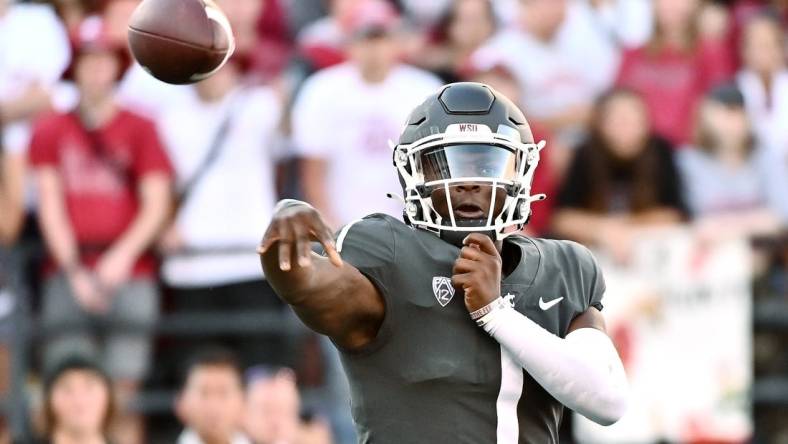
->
[419,144,517,182]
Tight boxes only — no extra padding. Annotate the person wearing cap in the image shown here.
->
[295,0,360,71]
[175,348,252,444]
[678,83,788,240]
[155,55,291,380]
[409,0,498,84]
[37,355,115,444]
[292,0,442,228]
[28,17,173,444]
[243,366,309,444]
[470,0,619,153]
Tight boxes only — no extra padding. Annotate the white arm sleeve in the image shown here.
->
[482,305,628,426]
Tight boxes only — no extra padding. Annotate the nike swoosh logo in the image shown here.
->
[539,296,564,310]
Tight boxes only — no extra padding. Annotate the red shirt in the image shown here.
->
[616,40,734,146]
[29,108,173,277]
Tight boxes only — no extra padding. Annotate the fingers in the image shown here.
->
[277,223,294,271]
[452,258,477,275]
[463,233,499,257]
[313,226,343,268]
[292,223,312,268]
[451,272,472,290]
[258,222,280,254]
[258,213,343,270]
[458,245,484,261]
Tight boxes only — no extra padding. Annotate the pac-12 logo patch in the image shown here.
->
[432,276,455,307]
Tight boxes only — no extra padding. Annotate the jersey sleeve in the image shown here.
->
[574,242,606,311]
[555,240,606,312]
[331,214,397,293]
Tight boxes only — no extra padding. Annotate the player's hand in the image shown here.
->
[257,201,343,271]
[452,233,502,312]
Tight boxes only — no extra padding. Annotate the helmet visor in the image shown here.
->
[419,144,517,183]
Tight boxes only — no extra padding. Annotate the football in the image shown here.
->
[127,0,235,85]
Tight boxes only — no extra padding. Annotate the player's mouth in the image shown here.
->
[454,203,487,219]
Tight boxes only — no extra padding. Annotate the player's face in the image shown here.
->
[177,365,244,441]
[49,370,110,435]
[422,145,513,221]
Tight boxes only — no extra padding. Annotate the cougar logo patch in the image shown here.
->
[432,276,455,307]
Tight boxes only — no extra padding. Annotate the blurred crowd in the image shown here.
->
[0,0,787,443]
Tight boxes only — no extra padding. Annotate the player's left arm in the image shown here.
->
[453,234,628,426]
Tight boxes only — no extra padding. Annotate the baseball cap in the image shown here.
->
[706,83,745,108]
[347,0,400,40]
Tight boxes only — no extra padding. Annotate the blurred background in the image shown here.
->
[0,0,786,442]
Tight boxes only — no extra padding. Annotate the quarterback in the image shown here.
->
[259,83,627,443]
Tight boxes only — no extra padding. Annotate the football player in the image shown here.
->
[259,83,627,443]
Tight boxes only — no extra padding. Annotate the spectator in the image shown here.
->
[464,64,557,236]
[244,367,304,444]
[157,58,290,369]
[678,83,788,240]
[292,0,441,227]
[737,13,788,160]
[0,0,71,156]
[730,0,788,65]
[0,133,25,246]
[296,0,358,71]
[244,366,332,444]
[552,88,686,262]
[114,1,192,120]
[584,0,654,48]
[29,21,172,444]
[471,0,619,150]
[51,0,100,42]
[217,0,291,84]
[175,348,251,444]
[38,355,114,444]
[0,125,24,419]
[399,0,452,27]
[410,0,498,83]
[616,0,735,146]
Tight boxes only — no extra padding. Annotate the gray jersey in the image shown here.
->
[329,214,605,444]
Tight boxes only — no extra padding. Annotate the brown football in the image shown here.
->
[127,0,234,85]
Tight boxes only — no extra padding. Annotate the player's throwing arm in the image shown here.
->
[257,199,385,351]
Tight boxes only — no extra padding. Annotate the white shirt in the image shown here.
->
[677,145,788,222]
[0,2,70,153]
[472,0,618,142]
[177,428,252,444]
[158,86,282,287]
[737,69,788,162]
[587,0,653,48]
[116,63,194,120]
[291,62,442,225]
